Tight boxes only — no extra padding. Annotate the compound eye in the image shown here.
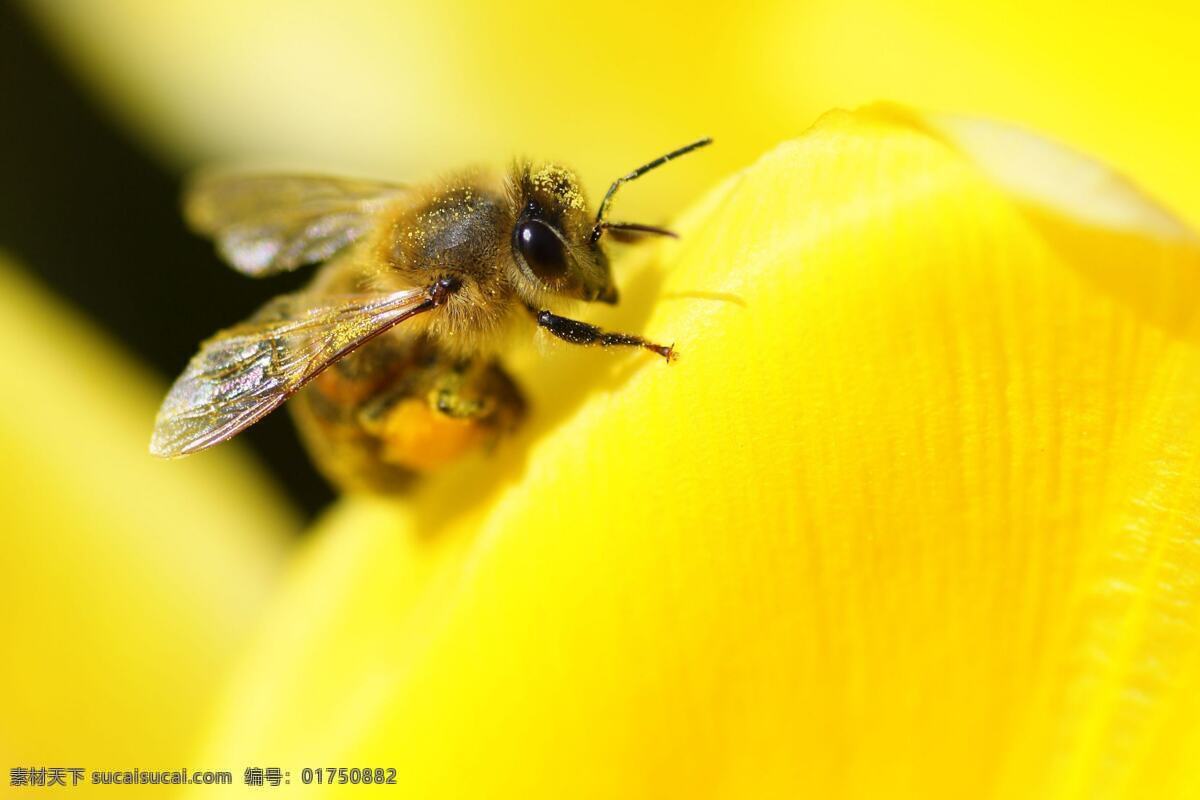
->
[514,220,569,284]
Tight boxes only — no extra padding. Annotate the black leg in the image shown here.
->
[530,307,676,362]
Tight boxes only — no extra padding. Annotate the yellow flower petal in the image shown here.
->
[0,260,296,783]
[184,108,1200,797]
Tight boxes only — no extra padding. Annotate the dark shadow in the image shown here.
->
[0,6,335,518]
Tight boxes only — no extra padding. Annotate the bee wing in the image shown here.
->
[150,286,434,458]
[184,173,409,276]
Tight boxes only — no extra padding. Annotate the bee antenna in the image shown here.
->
[594,221,679,241]
[591,137,712,243]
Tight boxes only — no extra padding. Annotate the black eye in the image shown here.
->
[514,220,569,284]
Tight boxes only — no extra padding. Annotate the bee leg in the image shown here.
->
[291,339,524,493]
[529,307,676,362]
[357,357,525,474]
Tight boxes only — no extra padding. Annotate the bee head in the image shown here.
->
[508,163,618,304]
[507,138,710,307]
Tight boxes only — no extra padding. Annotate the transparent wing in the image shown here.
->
[184,173,408,276]
[150,286,433,458]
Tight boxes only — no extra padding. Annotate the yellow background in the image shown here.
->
[23,0,1200,227]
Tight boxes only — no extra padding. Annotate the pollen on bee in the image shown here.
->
[530,164,585,212]
[379,399,488,472]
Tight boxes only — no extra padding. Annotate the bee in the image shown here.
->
[150,138,711,492]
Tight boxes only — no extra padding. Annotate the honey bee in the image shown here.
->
[150,138,711,491]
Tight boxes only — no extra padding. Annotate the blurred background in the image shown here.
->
[3,0,1198,519]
